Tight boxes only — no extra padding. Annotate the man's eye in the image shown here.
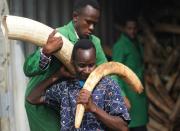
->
[87,20,95,25]
[78,64,85,68]
[86,20,91,25]
[89,64,95,68]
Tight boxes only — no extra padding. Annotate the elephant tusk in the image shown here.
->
[1,15,75,74]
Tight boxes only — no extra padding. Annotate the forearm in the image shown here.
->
[24,49,44,77]
[26,73,60,104]
[93,105,128,131]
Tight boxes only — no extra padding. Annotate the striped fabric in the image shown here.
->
[39,48,52,70]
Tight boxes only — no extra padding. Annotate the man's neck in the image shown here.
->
[123,33,137,42]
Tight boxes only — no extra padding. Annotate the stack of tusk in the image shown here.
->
[1,15,144,129]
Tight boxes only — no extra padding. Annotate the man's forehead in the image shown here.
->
[75,48,95,59]
[77,48,94,54]
[80,5,99,15]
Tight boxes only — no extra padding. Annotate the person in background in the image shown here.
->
[24,0,107,130]
[112,18,149,131]
[27,39,130,131]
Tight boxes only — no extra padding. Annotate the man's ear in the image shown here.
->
[73,11,78,23]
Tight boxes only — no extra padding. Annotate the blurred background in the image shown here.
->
[0,0,180,131]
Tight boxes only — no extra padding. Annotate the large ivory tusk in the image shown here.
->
[1,15,75,74]
[0,15,144,129]
[75,62,144,128]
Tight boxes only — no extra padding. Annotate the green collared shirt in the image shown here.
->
[112,33,149,127]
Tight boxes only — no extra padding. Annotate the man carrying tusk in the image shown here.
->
[24,0,108,130]
[27,39,131,131]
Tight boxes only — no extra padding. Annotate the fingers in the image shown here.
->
[48,30,62,43]
[49,29,57,38]
[48,29,63,43]
[53,37,63,47]
[43,30,63,55]
[77,89,91,104]
[79,89,91,96]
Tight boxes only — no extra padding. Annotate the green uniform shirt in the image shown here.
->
[24,21,107,131]
[112,33,148,127]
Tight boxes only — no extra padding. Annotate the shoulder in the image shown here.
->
[56,21,73,37]
[113,35,126,50]
[99,76,119,88]
[90,34,100,45]
[113,34,132,55]
[115,34,129,45]
[49,80,68,90]
[56,24,68,36]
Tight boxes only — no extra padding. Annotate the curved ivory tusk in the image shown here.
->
[1,15,75,74]
[0,15,144,129]
[75,62,144,128]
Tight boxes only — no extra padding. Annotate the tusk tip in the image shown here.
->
[75,124,80,129]
[137,85,144,94]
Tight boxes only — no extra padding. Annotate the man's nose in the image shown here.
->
[89,24,94,31]
[84,67,91,74]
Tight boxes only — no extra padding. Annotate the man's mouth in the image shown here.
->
[81,74,89,80]
[86,32,92,36]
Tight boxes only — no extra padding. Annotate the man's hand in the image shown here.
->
[53,66,75,79]
[42,30,63,56]
[77,89,97,113]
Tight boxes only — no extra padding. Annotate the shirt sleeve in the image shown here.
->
[104,79,131,124]
[23,48,51,77]
[44,83,62,110]
[39,48,52,70]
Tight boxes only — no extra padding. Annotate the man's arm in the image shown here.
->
[77,89,129,131]
[23,48,44,77]
[93,105,128,131]
[26,68,63,104]
[24,30,63,77]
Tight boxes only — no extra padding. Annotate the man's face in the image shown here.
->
[73,48,96,80]
[124,21,138,39]
[73,5,100,38]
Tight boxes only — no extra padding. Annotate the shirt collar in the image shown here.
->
[67,21,79,43]
[67,21,92,42]
[74,29,79,39]
[78,80,85,88]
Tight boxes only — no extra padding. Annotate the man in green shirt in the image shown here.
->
[112,18,149,131]
[24,0,107,130]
